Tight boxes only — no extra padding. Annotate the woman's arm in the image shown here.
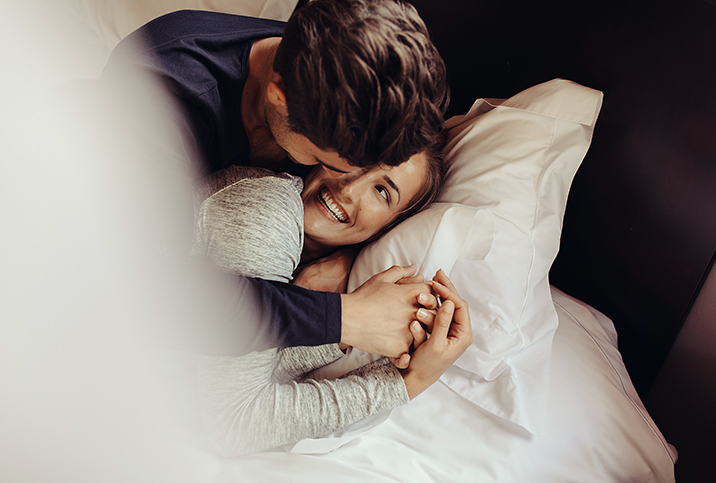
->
[196,269,470,457]
[196,345,408,457]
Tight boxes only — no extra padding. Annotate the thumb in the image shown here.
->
[432,300,454,341]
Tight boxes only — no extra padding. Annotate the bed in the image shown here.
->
[7,0,715,481]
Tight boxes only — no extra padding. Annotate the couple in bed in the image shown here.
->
[193,149,471,455]
[102,0,471,455]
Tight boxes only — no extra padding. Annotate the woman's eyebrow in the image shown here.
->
[383,174,400,202]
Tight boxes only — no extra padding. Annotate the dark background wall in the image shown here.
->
[400,1,716,481]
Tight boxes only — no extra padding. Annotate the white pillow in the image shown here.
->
[346,78,603,434]
[349,203,495,288]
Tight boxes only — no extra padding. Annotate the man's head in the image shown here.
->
[271,0,449,169]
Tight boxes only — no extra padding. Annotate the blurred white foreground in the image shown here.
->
[0,2,240,481]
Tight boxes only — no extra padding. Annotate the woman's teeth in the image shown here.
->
[319,188,348,222]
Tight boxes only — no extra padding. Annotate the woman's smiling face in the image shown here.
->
[302,152,428,252]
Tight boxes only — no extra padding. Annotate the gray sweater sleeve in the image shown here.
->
[196,345,409,457]
[192,167,409,457]
[193,166,304,282]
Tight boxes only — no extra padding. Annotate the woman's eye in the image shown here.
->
[376,185,390,203]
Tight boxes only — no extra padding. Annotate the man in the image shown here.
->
[99,0,449,361]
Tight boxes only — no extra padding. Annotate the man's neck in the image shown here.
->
[241,37,288,167]
[242,37,281,132]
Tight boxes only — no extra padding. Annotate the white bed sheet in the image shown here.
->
[204,287,675,482]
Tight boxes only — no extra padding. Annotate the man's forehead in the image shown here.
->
[315,154,360,174]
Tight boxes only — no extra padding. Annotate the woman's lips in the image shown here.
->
[318,187,348,223]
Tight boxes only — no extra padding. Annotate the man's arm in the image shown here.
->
[253,278,342,347]
[292,258,439,358]
[258,271,437,357]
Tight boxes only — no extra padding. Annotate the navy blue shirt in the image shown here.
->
[103,10,285,173]
[102,10,342,352]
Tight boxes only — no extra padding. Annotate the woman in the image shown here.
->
[191,148,472,456]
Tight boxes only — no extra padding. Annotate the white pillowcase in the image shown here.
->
[345,78,603,434]
[349,203,495,289]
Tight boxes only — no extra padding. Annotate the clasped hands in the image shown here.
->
[340,265,473,399]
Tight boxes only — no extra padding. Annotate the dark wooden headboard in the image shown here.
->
[405,0,716,397]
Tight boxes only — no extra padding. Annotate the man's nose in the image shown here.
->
[336,170,368,200]
[320,165,345,178]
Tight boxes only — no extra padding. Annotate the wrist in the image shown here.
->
[339,293,356,347]
[401,369,428,400]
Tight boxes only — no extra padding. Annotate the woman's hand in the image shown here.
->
[292,247,359,293]
[400,269,473,399]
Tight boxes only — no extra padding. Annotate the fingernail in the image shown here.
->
[418,293,428,304]
[417,308,428,320]
[411,320,421,331]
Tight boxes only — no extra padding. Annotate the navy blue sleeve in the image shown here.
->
[157,260,342,356]
[253,279,342,348]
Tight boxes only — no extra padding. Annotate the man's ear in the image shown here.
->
[266,75,287,110]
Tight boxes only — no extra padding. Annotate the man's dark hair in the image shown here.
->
[273,0,449,168]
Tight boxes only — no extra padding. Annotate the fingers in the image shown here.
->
[431,277,466,311]
[392,353,411,369]
[375,264,417,283]
[410,320,428,347]
[415,307,436,331]
[396,273,424,285]
[417,291,438,310]
[433,269,457,291]
[392,321,427,369]
[431,273,472,344]
[431,300,454,341]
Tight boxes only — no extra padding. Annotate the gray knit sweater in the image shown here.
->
[191,166,409,456]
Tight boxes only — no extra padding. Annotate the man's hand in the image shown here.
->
[340,265,438,358]
[400,269,473,399]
